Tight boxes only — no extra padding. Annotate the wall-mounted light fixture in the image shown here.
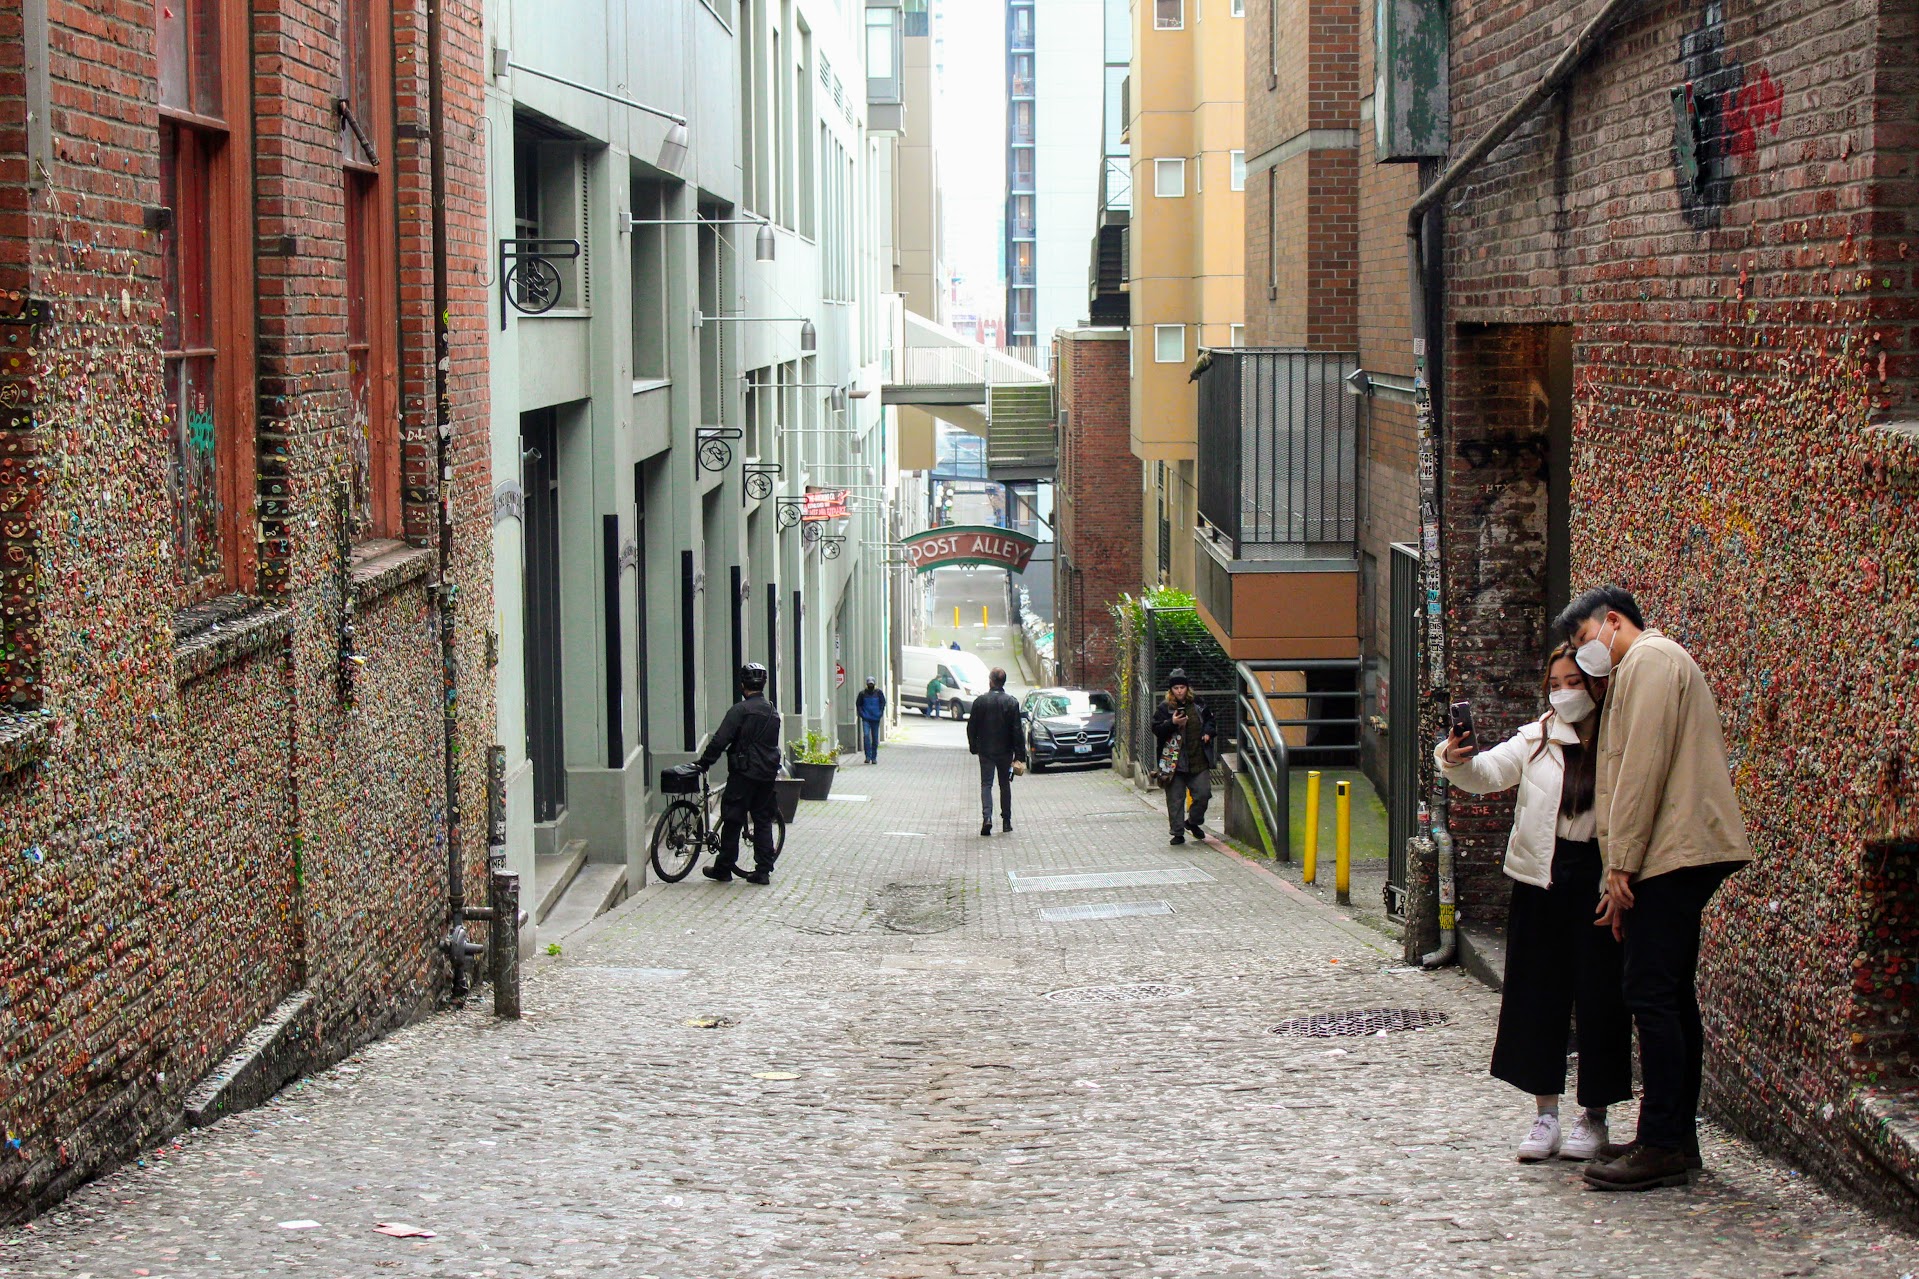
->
[693,313,817,353]
[632,213,777,261]
[500,55,689,171]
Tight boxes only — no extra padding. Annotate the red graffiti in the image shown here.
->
[1725,65,1783,158]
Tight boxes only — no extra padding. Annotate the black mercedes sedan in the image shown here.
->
[1020,687,1118,770]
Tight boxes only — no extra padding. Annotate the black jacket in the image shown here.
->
[966,689,1027,763]
[695,694,784,781]
[1152,696,1219,770]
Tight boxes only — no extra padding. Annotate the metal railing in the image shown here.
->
[1195,349,1358,560]
[889,342,1047,390]
[1231,658,1364,862]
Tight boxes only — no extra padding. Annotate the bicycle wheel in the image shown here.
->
[649,800,705,883]
[755,811,786,858]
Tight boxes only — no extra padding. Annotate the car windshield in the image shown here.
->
[1030,691,1114,717]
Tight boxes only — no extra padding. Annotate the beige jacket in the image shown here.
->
[1595,630,1752,881]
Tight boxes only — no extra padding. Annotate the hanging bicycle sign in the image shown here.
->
[802,521,823,545]
[695,426,742,475]
[820,534,845,560]
[743,463,783,501]
[498,238,581,329]
[776,497,804,530]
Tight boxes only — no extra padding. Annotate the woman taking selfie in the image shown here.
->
[1437,643,1632,1163]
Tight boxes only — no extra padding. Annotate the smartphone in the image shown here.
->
[1448,700,1476,748]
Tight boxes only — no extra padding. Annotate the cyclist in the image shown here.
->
[692,662,785,885]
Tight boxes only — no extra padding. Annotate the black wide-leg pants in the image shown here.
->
[1490,837,1634,1108]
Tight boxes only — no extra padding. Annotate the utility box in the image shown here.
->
[1375,0,1449,161]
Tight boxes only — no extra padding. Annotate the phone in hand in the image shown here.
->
[1448,700,1477,749]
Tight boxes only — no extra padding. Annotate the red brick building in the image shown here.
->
[1436,0,1919,1212]
[1054,328,1139,691]
[0,0,492,1219]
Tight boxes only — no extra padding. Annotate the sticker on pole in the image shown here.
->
[901,524,1039,575]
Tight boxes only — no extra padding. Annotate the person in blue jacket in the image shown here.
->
[855,676,887,764]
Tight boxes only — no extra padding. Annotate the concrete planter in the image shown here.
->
[774,777,805,823]
[792,762,837,801]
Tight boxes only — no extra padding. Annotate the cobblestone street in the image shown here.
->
[5,731,1916,1278]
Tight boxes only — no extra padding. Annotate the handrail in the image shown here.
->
[1235,661,1291,862]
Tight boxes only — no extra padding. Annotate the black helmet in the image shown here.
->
[1165,667,1190,690]
[739,662,769,691]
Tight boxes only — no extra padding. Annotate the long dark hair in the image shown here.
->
[1531,641,1604,816]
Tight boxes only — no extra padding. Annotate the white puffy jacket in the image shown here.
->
[1433,716,1584,890]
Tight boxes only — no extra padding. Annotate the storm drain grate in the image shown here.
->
[1010,867,1214,894]
[1039,900,1175,922]
[1044,981,1194,1005]
[1270,1008,1451,1038]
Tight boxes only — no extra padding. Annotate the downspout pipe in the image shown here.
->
[427,0,480,996]
[1404,0,1638,969]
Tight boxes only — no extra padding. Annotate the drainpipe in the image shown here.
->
[427,0,481,996]
[1405,0,1638,969]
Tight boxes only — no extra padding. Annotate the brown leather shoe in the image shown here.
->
[1596,1140,1704,1171]
[1583,1143,1691,1191]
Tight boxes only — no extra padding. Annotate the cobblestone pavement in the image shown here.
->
[7,732,1918,1278]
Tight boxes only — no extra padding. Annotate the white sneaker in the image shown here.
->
[1560,1112,1608,1161]
[1516,1113,1561,1163]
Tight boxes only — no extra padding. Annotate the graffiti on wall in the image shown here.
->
[1672,2,1784,229]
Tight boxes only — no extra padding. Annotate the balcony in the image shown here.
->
[1192,349,1361,661]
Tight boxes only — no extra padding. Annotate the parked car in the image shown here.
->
[900,645,992,718]
[1020,687,1118,770]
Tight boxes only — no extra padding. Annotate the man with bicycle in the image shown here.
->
[692,662,784,885]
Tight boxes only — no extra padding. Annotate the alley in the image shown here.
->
[5,742,1914,1279]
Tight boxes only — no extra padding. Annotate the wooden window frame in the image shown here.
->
[159,0,255,600]
[342,0,401,538]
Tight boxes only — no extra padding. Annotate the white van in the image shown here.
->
[900,646,992,718]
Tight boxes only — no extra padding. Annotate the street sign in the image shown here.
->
[900,524,1039,575]
[802,487,850,521]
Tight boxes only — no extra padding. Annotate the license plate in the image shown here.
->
[1074,744,1091,754]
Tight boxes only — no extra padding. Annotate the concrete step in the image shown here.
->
[534,840,588,925]
[540,862,629,944]
[182,989,316,1128]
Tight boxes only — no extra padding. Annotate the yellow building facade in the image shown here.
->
[1127,0,1244,591]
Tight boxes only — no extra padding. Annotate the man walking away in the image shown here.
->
[1152,669,1218,846]
[967,666,1026,836]
[1555,585,1752,1191]
[692,662,785,885]
[926,670,945,718]
[856,676,886,764]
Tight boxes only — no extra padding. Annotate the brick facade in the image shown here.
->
[0,0,492,1221]
[1442,0,1919,1211]
[1055,330,1139,691]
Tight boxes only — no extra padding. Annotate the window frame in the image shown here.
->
[1230,0,1244,14]
[341,0,402,538]
[1153,324,1185,364]
[1230,149,1245,191]
[1230,323,1245,346]
[1155,0,1184,30]
[1153,156,1185,198]
[159,0,255,600]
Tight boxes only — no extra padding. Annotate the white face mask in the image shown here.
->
[1574,619,1617,678]
[1549,688,1595,724]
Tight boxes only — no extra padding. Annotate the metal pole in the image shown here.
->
[1303,770,1322,884]
[490,869,522,1019]
[1335,780,1352,906]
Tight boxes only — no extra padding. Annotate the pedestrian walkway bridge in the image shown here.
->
[885,311,1055,479]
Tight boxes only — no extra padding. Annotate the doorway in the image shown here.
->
[521,409,566,822]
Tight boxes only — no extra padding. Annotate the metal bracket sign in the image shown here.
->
[901,524,1039,574]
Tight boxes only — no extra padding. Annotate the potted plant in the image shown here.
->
[789,730,840,801]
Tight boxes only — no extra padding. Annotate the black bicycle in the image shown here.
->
[649,766,787,883]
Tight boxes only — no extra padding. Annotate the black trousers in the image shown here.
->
[978,755,1013,823]
[1166,769,1212,836]
[1490,838,1634,1108]
[716,777,779,874]
[1622,860,1741,1150]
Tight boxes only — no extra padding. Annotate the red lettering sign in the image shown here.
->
[802,488,849,521]
[901,524,1040,574]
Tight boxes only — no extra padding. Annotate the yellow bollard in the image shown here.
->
[1335,780,1352,906]
[982,605,989,626]
[1302,770,1322,883]
[953,605,960,629]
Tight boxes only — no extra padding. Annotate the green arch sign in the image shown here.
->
[902,525,1039,574]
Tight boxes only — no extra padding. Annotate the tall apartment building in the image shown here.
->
[887,0,945,324]
[1002,0,1104,358]
[0,0,493,1218]
[1127,0,1245,592]
[487,0,897,934]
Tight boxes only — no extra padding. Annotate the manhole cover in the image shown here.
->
[871,880,966,934]
[1044,981,1193,1005]
[1269,1008,1451,1038]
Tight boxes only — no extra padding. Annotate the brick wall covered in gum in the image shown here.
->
[1442,0,1919,1206]
[0,0,494,1218]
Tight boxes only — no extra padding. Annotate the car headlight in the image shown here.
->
[1032,723,1053,741]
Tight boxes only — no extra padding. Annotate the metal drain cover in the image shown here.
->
[1010,867,1214,894]
[1044,981,1193,1005]
[1039,900,1175,922]
[1269,1007,1451,1038]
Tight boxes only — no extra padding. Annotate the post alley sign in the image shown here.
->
[901,525,1040,575]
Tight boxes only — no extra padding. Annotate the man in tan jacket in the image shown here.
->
[1555,584,1751,1192]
